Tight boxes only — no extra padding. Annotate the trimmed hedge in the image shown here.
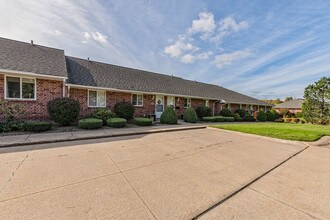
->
[47,98,80,126]
[78,118,103,129]
[160,107,177,124]
[235,109,247,118]
[220,108,232,117]
[257,110,267,122]
[26,121,52,132]
[267,110,278,122]
[92,108,116,125]
[106,118,127,128]
[134,117,153,126]
[196,106,211,119]
[183,107,198,123]
[202,117,216,122]
[243,116,256,122]
[114,102,134,120]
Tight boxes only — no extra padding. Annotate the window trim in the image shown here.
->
[205,100,209,107]
[87,89,106,108]
[132,93,143,107]
[184,98,191,108]
[4,75,37,101]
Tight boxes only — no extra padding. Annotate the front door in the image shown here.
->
[155,95,164,118]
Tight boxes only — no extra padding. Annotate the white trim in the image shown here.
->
[132,93,143,107]
[66,83,219,101]
[167,96,175,108]
[184,98,191,108]
[4,75,37,101]
[205,100,209,107]
[0,69,67,80]
[87,89,106,108]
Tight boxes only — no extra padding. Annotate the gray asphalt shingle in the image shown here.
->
[274,99,304,109]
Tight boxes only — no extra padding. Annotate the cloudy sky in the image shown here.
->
[0,0,329,99]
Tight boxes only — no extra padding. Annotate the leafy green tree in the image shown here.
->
[285,96,293,102]
[302,77,329,125]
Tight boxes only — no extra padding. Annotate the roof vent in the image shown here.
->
[30,40,34,46]
[87,57,90,61]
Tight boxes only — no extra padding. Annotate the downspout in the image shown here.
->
[213,100,221,116]
[62,79,66,97]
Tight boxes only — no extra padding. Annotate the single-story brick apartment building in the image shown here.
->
[0,37,272,120]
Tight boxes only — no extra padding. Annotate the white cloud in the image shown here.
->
[189,12,216,34]
[213,49,252,69]
[181,52,213,64]
[83,31,108,44]
[164,39,195,57]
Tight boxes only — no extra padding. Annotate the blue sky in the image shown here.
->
[0,0,329,99]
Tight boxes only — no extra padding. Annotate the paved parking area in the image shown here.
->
[0,128,328,219]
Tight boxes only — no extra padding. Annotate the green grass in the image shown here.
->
[211,123,330,141]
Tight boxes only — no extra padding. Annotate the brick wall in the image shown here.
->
[0,74,64,120]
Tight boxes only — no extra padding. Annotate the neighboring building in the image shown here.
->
[273,99,304,114]
[0,37,272,120]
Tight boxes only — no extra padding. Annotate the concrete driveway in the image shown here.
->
[0,128,328,219]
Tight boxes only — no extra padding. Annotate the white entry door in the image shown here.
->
[155,95,164,118]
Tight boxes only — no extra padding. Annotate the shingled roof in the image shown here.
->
[0,37,67,77]
[66,56,270,106]
[274,99,304,109]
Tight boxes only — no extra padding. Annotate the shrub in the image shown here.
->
[78,118,103,129]
[215,116,225,122]
[160,107,177,124]
[233,113,243,122]
[202,117,216,122]
[223,117,235,122]
[106,118,127,128]
[257,110,267,122]
[285,118,292,123]
[301,119,306,124]
[220,108,232,117]
[267,110,278,122]
[114,102,134,120]
[293,118,300,123]
[275,118,284,123]
[296,112,303,118]
[47,98,80,126]
[235,109,247,118]
[134,117,153,126]
[196,106,211,119]
[92,108,116,125]
[0,100,27,121]
[0,120,27,133]
[183,107,198,123]
[26,121,52,132]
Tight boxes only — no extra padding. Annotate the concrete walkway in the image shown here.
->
[0,122,208,148]
[2,128,327,219]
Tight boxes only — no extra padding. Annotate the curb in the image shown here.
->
[0,125,206,148]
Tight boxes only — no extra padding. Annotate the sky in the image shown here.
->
[0,0,329,99]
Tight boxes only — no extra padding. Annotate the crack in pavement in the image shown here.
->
[191,144,310,220]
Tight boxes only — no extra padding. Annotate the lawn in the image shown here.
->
[211,123,330,141]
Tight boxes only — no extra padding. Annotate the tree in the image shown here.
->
[302,77,329,125]
[285,96,293,102]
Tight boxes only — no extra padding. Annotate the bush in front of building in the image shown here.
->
[0,120,27,133]
[183,107,198,123]
[235,109,247,118]
[196,106,211,119]
[257,110,267,122]
[92,108,116,125]
[267,109,279,122]
[285,118,292,123]
[293,118,300,123]
[106,118,127,128]
[78,118,103,129]
[233,113,243,122]
[133,117,153,126]
[160,107,177,124]
[25,121,52,132]
[114,102,135,120]
[220,108,232,117]
[47,98,80,126]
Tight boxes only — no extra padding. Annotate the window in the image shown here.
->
[205,100,209,107]
[184,98,191,108]
[6,76,36,100]
[132,94,143,106]
[88,90,106,107]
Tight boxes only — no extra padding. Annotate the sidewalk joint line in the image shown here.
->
[191,145,310,220]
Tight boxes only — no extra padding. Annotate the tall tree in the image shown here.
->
[302,77,330,125]
[285,96,293,102]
